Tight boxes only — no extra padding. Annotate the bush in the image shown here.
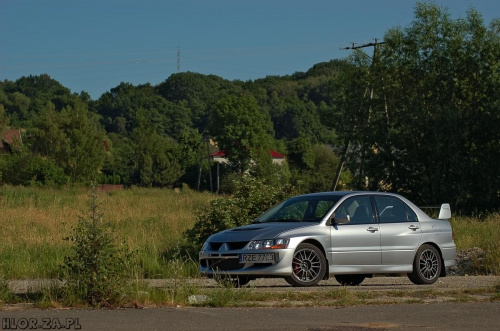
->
[182,177,298,255]
[0,151,69,187]
[61,183,136,307]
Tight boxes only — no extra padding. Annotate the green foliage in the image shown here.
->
[130,125,184,187]
[209,94,274,174]
[0,277,17,305]
[249,148,291,188]
[156,72,239,130]
[183,177,298,254]
[61,184,135,307]
[0,150,69,187]
[31,102,107,182]
[369,3,500,209]
[0,99,10,134]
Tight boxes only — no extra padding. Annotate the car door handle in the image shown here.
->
[408,225,420,231]
[366,226,379,233]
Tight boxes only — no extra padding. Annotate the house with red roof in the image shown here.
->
[0,129,22,155]
[210,149,286,164]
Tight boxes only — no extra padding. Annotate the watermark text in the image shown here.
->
[2,318,81,330]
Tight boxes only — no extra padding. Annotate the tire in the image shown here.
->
[285,243,327,287]
[334,274,366,286]
[407,244,442,285]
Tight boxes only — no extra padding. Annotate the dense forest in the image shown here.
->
[0,3,499,212]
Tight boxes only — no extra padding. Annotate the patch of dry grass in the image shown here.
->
[451,213,500,275]
[0,185,213,279]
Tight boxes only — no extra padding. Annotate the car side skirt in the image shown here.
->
[329,265,413,274]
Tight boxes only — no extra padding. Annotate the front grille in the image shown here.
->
[209,241,249,251]
[207,258,242,271]
[209,242,223,251]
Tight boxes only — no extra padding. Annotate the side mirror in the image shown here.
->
[327,213,350,225]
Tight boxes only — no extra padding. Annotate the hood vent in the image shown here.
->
[231,227,262,232]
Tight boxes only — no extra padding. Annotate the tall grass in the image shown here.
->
[451,213,500,274]
[1,185,499,279]
[0,185,213,279]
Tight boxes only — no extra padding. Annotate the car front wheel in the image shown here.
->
[407,244,442,285]
[285,243,326,287]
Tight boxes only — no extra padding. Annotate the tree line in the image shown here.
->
[0,2,498,212]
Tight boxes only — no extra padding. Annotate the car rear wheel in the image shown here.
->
[334,274,366,286]
[285,243,326,287]
[407,244,442,285]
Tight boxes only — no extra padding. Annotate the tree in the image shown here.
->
[0,102,7,136]
[156,72,239,131]
[208,94,274,174]
[32,101,107,182]
[129,115,184,187]
[363,2,500,210]
[62,184,134,307]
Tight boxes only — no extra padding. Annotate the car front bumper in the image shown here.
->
[199,248,294,277]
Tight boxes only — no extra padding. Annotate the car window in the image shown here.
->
[374,196,409,223]
[335,196,374,224]
[406,206,419,222]
[314,200,337,219]
[257,196,341,223]
[274,200,308,220]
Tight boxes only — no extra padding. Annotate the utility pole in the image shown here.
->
[331,39,385,191]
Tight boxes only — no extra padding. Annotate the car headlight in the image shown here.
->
[247,238,289,250]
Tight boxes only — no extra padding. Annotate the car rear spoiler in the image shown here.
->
[438,203,451,220]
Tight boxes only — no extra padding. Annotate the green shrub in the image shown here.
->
[0,151,69,187]
[61,184,136,307]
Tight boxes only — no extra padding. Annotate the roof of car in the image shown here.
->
[298,191,401,198]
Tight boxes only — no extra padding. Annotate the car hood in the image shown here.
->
[208,222,316,242]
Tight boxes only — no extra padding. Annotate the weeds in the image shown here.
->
[0,277,17,305]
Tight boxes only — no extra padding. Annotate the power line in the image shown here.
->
[341,39,386,50]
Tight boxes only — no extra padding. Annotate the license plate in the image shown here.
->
[239,253,277,264]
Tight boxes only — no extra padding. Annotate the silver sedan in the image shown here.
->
[199,191,456,287]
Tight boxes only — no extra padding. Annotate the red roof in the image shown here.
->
[211,150,226,157]
[0,129,22,152]
[210,149,285,159]
[270,149,285,158]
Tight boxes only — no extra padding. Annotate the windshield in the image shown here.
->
[254,195,341,223]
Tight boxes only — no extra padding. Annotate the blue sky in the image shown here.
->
[1,0,498,99]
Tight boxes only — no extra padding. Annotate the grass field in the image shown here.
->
[0,185,498,279]
[0,185,213,279]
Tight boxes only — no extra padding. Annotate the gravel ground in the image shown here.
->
[8,275,498,294]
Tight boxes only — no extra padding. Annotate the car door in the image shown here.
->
[329,196,381,268]
[374,195,422,266]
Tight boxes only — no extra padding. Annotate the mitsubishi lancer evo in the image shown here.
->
[199,191,456,287]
